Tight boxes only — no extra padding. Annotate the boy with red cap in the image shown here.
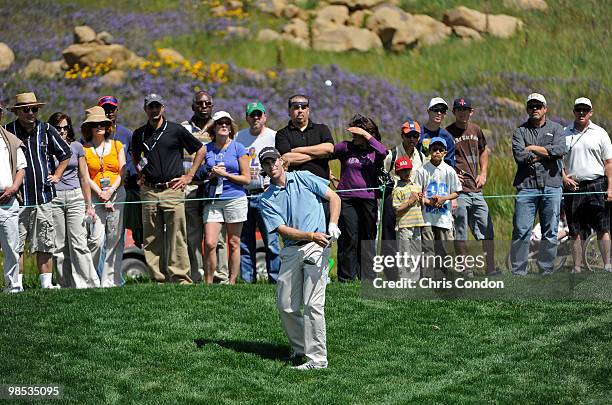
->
[392,156,425,280]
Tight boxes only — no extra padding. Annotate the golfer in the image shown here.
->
[259,147,341,370]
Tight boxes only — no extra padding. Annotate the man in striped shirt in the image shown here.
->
[6,92,71,289]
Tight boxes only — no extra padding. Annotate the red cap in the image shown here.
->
[97,95,118,107]
[394,156,413,171]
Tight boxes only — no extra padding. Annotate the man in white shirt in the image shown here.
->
[235,101,280,283]
[0,105,27,293]
[562,97,612,273]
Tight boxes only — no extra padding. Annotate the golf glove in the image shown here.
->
[328,222,341,241]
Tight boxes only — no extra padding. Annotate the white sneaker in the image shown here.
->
[292,360,328,370]
[42,284,61,289]
[3,286,24,294]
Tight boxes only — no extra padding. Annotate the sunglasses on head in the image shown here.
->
[430,107,447,114]
[574,107,591,114]
[290,102,309,111]
[527,104,545,110]
[216,119,232,126]
[195,100,213,107]
[54,125,70,132]
[20,106,39,113]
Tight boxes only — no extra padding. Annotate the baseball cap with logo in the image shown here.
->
[259,147,281,165]
[453,97,472,109]
[144,93,165,107]
[98,95,119,107]
[430,137,447,150]
[246,101,265,115]
[526,93,547,106]
[428,97,448,110]
[401,119,421,135]
[574,97,592,108]
[394,156,413,172]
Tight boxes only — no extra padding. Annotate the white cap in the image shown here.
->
[526,93,547,105]
[574,97,592,108]
[212,111,234,122]
[428,97,448,109]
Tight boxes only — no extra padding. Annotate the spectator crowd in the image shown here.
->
[1,89,611,293]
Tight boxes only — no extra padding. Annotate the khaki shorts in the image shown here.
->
[203,196,248,224]
[19,202,56,253]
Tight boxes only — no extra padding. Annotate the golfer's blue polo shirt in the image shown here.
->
[260,171,329,247]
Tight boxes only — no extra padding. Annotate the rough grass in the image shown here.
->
[0,283,610,403]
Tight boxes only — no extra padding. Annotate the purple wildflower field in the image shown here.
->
[1,1,609,147]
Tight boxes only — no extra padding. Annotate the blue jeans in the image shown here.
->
[510,187,562,275]
[240,194,280,283]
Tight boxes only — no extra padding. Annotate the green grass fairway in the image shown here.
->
[1,283,610,403]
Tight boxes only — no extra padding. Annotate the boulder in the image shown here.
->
[348,10,372,27]
[442,6,487,33]
[328,0,386,9]
[99,70,127,87]
[366,5,411,48]
[62,43,141,69]
[73,25,97,44]
[282,4,308,20]
[452,26,483,41]
[391,14,451,51]
[314,5,350,29]
[22,59,63,79]
[96,31,114,45]
[503,0,548,11]
[312,26,382,52]
[226,26,250,38]
[254,0,287,17]
[157,48,186,64]
[486,14,524,38]
[282,18,309,41]
[0,43,15,71]
[257,29,281,42]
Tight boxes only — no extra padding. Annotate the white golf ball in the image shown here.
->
[324,80,333,87]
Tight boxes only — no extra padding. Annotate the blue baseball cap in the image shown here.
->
[430,137,447,150]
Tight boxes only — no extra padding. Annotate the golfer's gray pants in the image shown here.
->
[277,242,329,364]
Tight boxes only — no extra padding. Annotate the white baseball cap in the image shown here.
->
[526,93,547,105]
[428,97,448,109]
[212,111,234,122]
[574,97,592,108]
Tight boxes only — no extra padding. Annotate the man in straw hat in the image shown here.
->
[5,92,72,289]
[0,103,27,293]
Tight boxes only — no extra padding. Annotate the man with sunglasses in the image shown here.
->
[446,97,499,276]
[133,93,206,284]
[181,90,229,283]
[510,93,566,276]
[418,97,456,167]
[5,92,72,289]
[235,101,280,283]
[562,98,612,273]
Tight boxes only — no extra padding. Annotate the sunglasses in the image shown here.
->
[574,108,591,114]
[216,119,232,126]
[54,125,70,132]
[89,123,109,128]
[290,102,309,111]
[430,146,446,152]
[20,106,39,113]
[102,105,117,112]
[430,107,447,114]
[527,104,545,110]
[195,100,213,107]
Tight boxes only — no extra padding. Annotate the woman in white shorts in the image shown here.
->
[203,111,250,284]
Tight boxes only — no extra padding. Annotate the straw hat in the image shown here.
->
[81,106,112,127]
[10,92,46,111]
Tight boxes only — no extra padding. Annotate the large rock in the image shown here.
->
[328,0,385,9]
[366,5,411,49]
[157,48,186,64]
[99,70,127,87]
[348,10,372,27]
[391,14,451,51]
[96,31,114,45]
[313,26,382,52]
[62,43,141,69]
[503,0,548,11]
[282,4,308,20]
[452,26,483,41]
[314,5,350,29]
[0,43,15,71]
[22,59,63,79]
[486,14,524,38]
[282,18,309,41]
[442,6,487,33]
[257,29,281,42]
[73,25,97,44]
[254,0,287,17]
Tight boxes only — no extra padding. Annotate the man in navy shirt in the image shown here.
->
[417,97,456,167]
